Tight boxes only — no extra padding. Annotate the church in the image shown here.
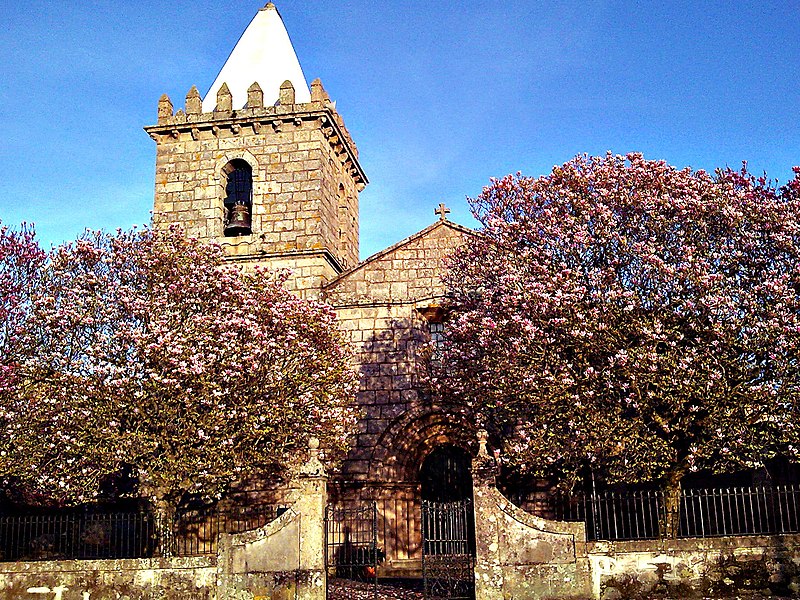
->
[4,5,798,599]
[144,2,476,577]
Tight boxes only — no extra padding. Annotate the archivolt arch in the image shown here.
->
[368,407,477,484]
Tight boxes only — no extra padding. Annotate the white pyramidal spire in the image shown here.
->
[202,3,311,112]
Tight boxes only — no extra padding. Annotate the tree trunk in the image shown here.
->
[153,497,176,557]
[662,470,683,539]
[138,470,178,557]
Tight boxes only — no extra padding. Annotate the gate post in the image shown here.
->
[472,430,504,600]
[296,437,328,600]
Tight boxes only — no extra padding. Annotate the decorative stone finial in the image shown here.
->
[263,2,277,9]
[299,436,325,477]
[185,86,202,116]
[477,429,489,457]
[311,78,330,103]
[435,203,451,221]
[472,429,497,485]
[216,82,233,112]
[157,94,173,122]
[247,82,264,109]
[279,80,296,105]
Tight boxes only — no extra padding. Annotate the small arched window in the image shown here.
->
[222,159,253,237]
[418,305,447,364]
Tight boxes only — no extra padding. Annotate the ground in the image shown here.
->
[328,578,424,599]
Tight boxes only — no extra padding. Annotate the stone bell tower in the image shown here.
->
[144,2,367,296]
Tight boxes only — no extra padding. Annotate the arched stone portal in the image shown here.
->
[367,408,476,485]
[333,411,478,578]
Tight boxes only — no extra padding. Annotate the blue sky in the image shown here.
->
[1,0,798,259]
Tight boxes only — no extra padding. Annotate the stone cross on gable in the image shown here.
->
[435,203,450,221]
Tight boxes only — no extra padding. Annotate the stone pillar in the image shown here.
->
[296,437,328,600]
[472,429,504,600]
[215,439,329,599]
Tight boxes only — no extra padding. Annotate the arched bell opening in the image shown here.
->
[222,159,253,236]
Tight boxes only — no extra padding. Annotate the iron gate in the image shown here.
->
[422,499,475,600]
[325,502,379,600]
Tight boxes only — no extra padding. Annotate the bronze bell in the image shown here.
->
[225,203,252,236]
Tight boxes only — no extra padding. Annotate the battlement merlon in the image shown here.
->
[143,78,367,190]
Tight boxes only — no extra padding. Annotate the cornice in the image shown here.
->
[144,103,367,186]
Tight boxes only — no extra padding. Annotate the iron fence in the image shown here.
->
[172,503,288,556]
[545,484,800,541]
[680,486,800,537]
[0,503,287,562]
[0,511,156,562]
[551,489,662,541]
[325,502,379,600]
[421,499,475,600]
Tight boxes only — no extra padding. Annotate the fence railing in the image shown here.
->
[680,486,800,538]
[542,485,800,541]
[0,504,287,562]
[325,502,380,580]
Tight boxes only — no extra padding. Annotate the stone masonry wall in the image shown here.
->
[0,556,217,600]
[324,220,474,573]
[324,221,474,482]
[325,221,471,305]
[468,455,800,600]
[472,442,593,600]
[218,246,340,298]
[0,443,327,600]
[589,535,800,599]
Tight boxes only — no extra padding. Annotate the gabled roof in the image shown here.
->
[202,3,311,112]
[324,219,478,294]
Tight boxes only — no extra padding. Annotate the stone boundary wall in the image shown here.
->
[471,431,593,600]
[0,443,327,600]
[473,482,593,600]
[473,482,800,600]
[0,556,216,600]
[471,433,800,599]
[588,534,800,599]
[473,479,800,600]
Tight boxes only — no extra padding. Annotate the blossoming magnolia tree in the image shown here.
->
[0,226,357,525]
[0,224,45,492]
[436,154,800,531]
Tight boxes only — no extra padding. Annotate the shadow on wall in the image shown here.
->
[333,314,479,573]
[358,316,429,401]
[341,315,431,480]
[353,315,478,482]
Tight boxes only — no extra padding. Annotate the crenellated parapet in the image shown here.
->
[144,78,366,189]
